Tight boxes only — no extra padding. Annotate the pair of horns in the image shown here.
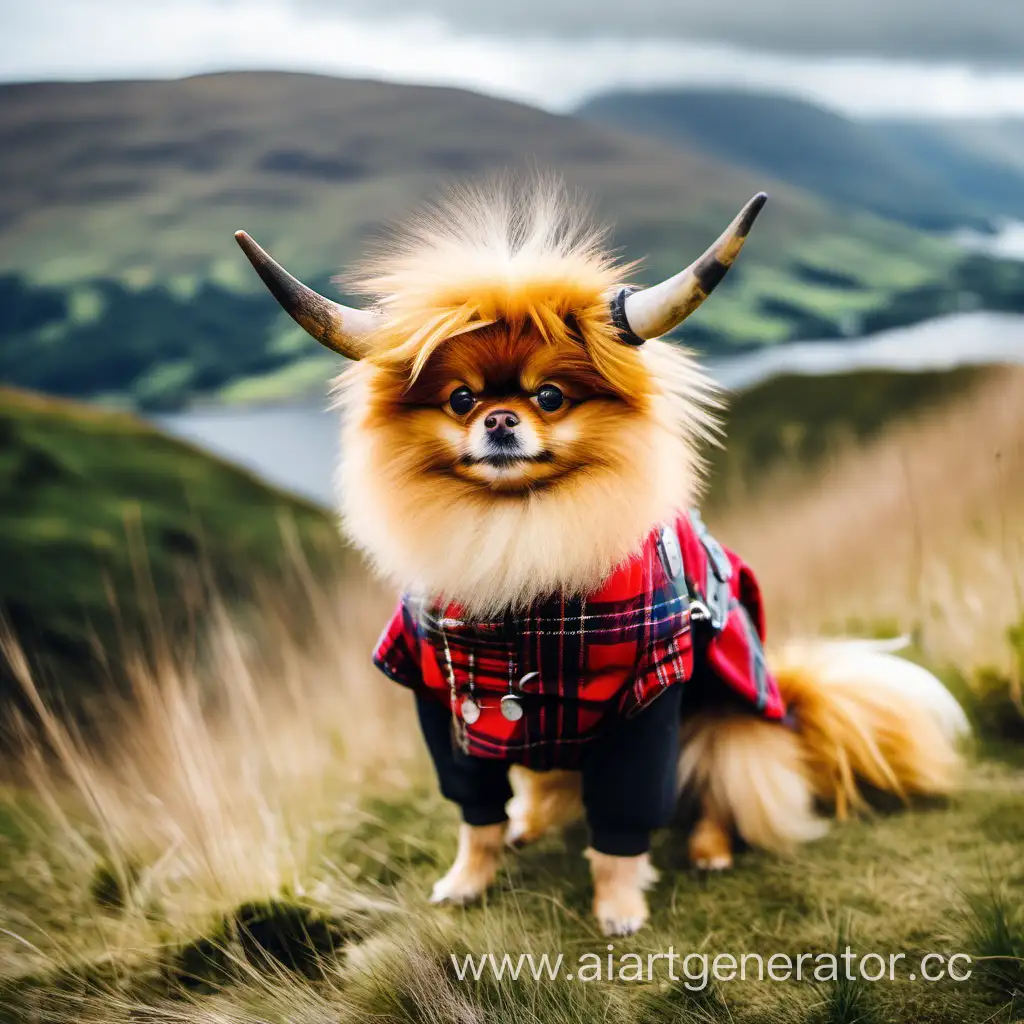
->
[233,192,767,361]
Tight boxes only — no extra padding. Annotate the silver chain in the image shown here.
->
[437,615,469,752]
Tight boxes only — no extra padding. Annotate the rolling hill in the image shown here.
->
[579,88,979,231]
[0,72,989,408]
[0,386,343,701]
[0,363,984,710]
[579,88,1024,232]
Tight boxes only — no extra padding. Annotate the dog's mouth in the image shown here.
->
[461,452,554,469]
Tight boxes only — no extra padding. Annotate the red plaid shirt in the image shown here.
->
[373,510,784,769]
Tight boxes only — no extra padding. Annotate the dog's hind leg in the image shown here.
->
[430,823,506,905]
[680,712,827,855]
[506,767,584,846]
[687,789,734,871]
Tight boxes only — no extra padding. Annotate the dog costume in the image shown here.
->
[373,510,785,854]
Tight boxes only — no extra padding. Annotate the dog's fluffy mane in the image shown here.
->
[335,180,720,614]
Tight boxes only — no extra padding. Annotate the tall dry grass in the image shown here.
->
[713,366,1024,677]
[1,556,413,974]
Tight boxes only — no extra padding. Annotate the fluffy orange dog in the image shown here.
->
[236,181,967,936]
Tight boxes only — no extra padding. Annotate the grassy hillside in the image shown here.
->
[713,366,1024,673]
[708,365,984,498]
[0,365,993,708]
[2,367,1023,1023]
[0,72,985,408]
[0,387,343,702]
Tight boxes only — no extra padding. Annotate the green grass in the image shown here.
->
[1,760,1022,1022]
[968,620,1024,744]
[962,877,1024,1013]
[0,386,343,702]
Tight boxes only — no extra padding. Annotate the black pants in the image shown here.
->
[415,684,683,857]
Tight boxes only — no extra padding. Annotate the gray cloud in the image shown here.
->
[2,0,1024,119]
[291,0,1024,63]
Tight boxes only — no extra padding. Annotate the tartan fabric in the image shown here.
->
[373,510,784,769]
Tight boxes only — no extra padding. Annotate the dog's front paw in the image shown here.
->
[594,888,649,936]
[429,823,504,905]
[429,866,490,905]
[586,849,653,937]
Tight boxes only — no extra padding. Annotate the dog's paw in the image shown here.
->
[429,867,489,906]
[692,853,733,871]
[429,823,504,905]
[586,849,652,937]
[688,816,734,872]
[594,889,649,937]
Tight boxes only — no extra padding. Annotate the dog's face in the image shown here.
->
[341,315,709,612]
[363,322,644,497]
[237,180,762,608]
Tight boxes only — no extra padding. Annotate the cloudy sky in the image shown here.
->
[2,0,1024,118]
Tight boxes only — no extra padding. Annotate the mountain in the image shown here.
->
[578,88,1024,232]
[872,119,1024,224]
[0,72,995,408]
[2,73,802,284]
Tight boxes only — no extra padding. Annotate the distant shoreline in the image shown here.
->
[167,309,1024,416]
[154,310,1024,507]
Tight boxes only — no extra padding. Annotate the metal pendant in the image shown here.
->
[500,693,524,722]
[460,696,481,725]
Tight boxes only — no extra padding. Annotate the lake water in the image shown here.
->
[157,310,1024,508]
[951,219,1024,261]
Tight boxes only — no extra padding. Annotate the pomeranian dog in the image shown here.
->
[235,180,968,936]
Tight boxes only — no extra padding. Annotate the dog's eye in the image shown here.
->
[535,384,564,412]
[448,386,476,415]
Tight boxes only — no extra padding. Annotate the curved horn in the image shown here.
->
[621,192,768,342]
[234,230,378,359]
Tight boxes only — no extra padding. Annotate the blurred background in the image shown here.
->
[4,1,1024,492]
[8,0,1024,675]
[2,3,1024,1021]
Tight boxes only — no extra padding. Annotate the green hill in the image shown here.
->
[0,387,342,701]
[709,365,983,502]
[578,88,1024,231]
[0,72,986,408]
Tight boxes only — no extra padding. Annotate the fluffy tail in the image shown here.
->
[679,640,970,854]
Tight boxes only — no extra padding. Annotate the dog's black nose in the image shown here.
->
[484,410,519,435]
